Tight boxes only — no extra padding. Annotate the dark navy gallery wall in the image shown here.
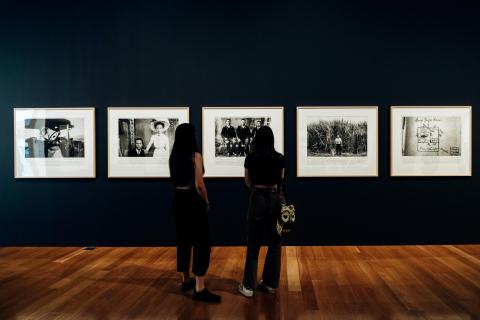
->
[0,0,478,246]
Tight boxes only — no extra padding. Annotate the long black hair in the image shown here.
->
[253,125,276,155]
[169,123,199,184]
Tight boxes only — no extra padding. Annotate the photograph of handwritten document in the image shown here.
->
[390,106,472,176]
[402,117,461,157]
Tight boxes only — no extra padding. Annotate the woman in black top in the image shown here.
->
[169,123,221,303]
[238,126,285,297]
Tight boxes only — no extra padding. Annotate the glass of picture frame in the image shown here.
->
[107,107,190,178]
[390,106,472,176]
[202,106,284,178]
[296,106,378,177]
[14,107,96,178]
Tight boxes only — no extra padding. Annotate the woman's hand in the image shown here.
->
[194,152,210,209]
[244,169,252,189]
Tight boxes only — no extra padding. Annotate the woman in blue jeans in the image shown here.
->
[239,125,285,297]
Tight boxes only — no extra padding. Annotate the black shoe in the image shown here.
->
[181,278,196,292]
[193,288,221,303]
[257,280,276,294]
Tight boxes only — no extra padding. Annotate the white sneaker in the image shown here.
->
[238,283,254,297]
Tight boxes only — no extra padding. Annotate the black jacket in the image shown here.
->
[236,125,251,142]
[127,148,146,157]
[221,126,237,139]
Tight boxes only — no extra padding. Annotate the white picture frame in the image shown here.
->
[202,106,284,178]
[390,106,472,176]
[14,107,96,178]
[108,107,190,178]
[297,106,378,177]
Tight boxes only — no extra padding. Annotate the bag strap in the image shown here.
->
[278,176,289,204]
[277,156,288,204]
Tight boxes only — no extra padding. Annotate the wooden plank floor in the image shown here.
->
[0,246,479,320]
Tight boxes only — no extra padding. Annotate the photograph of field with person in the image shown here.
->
[307,117,368,157]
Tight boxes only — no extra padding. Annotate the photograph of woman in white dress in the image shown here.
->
[118,117,179,158]
[145,119,170,158]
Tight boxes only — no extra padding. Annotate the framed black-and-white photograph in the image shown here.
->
[14,107,96,178]
[202,107,284,177]
[297,106,378,177]
[108,107,189,178]
[391,106,472,176]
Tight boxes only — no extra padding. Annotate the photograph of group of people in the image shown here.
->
[215,117,270,157]
[13,106,472,178]
[202,107,284,177]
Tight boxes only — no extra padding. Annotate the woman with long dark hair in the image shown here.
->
[169,123,221,303]
[238,125,285,297]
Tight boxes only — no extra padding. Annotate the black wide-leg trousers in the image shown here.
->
[173,189,211,277]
